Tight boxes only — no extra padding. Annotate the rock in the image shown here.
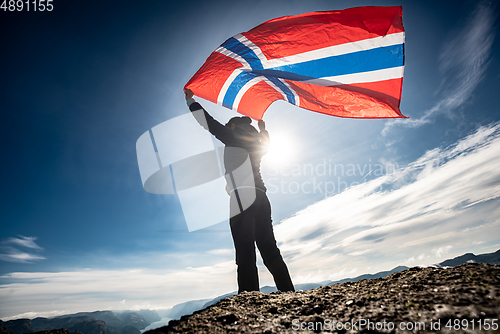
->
[146,263,500,333]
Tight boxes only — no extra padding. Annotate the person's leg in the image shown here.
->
[229,193,259,293]
[254,191,295,292]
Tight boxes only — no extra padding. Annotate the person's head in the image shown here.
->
[226,116,260,144]
[225,116,252,129]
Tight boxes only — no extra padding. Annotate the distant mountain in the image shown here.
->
[163,299,212,321]
[0,320,32,334]
[114,312,148,331]
[201,292,237,310]
[438,249,500,267]
[0,321,15,334]
[328,265,411,285]
[32,316,106,334]
[1,328,78,334]
[1,310,160,334]
[42,311,123,330]
[124,311,160,325]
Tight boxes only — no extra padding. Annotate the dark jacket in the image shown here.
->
[188,101,269,192]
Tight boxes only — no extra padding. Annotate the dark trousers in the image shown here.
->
[229,189,294,293]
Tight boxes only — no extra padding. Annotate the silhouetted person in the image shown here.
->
[184,88,294,293]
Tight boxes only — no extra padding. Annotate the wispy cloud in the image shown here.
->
[432,245,453,258]
[404,253,428,265]
[6,236,42,250]
[0,236,45,263]
[0,251,45,263]
[206,248,233,255]
[383,2,496,134]
[276,121,500,280]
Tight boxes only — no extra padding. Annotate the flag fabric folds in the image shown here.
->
[185,6,406,120]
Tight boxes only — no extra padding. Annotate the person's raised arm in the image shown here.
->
[184,88,233,145]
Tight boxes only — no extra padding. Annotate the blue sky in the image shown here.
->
[1,0,499,320]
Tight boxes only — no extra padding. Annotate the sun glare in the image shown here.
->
[264,133,294,166]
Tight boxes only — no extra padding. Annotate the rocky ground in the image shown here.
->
[146,263,500,333]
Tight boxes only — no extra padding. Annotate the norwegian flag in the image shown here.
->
[185,6,406,120]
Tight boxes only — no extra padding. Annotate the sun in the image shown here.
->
[264,133,294,166]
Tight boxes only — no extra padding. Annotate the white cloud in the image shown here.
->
[383,2,496,134]
[432,245,453,258]
[7,236,43,250]
[0,261,237,320]
[404,253,429,264]
[348,249,372,256]
[0,236,45,263]
[206,248,233,255]
[0,251,46,263]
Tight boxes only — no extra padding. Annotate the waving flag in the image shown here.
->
[185,6,406,120]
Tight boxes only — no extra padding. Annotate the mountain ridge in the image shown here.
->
[1,310,161,334]
[438,249,500,267]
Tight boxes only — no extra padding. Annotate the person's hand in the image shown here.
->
[184,88,194,101]
[258,119,266,131]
